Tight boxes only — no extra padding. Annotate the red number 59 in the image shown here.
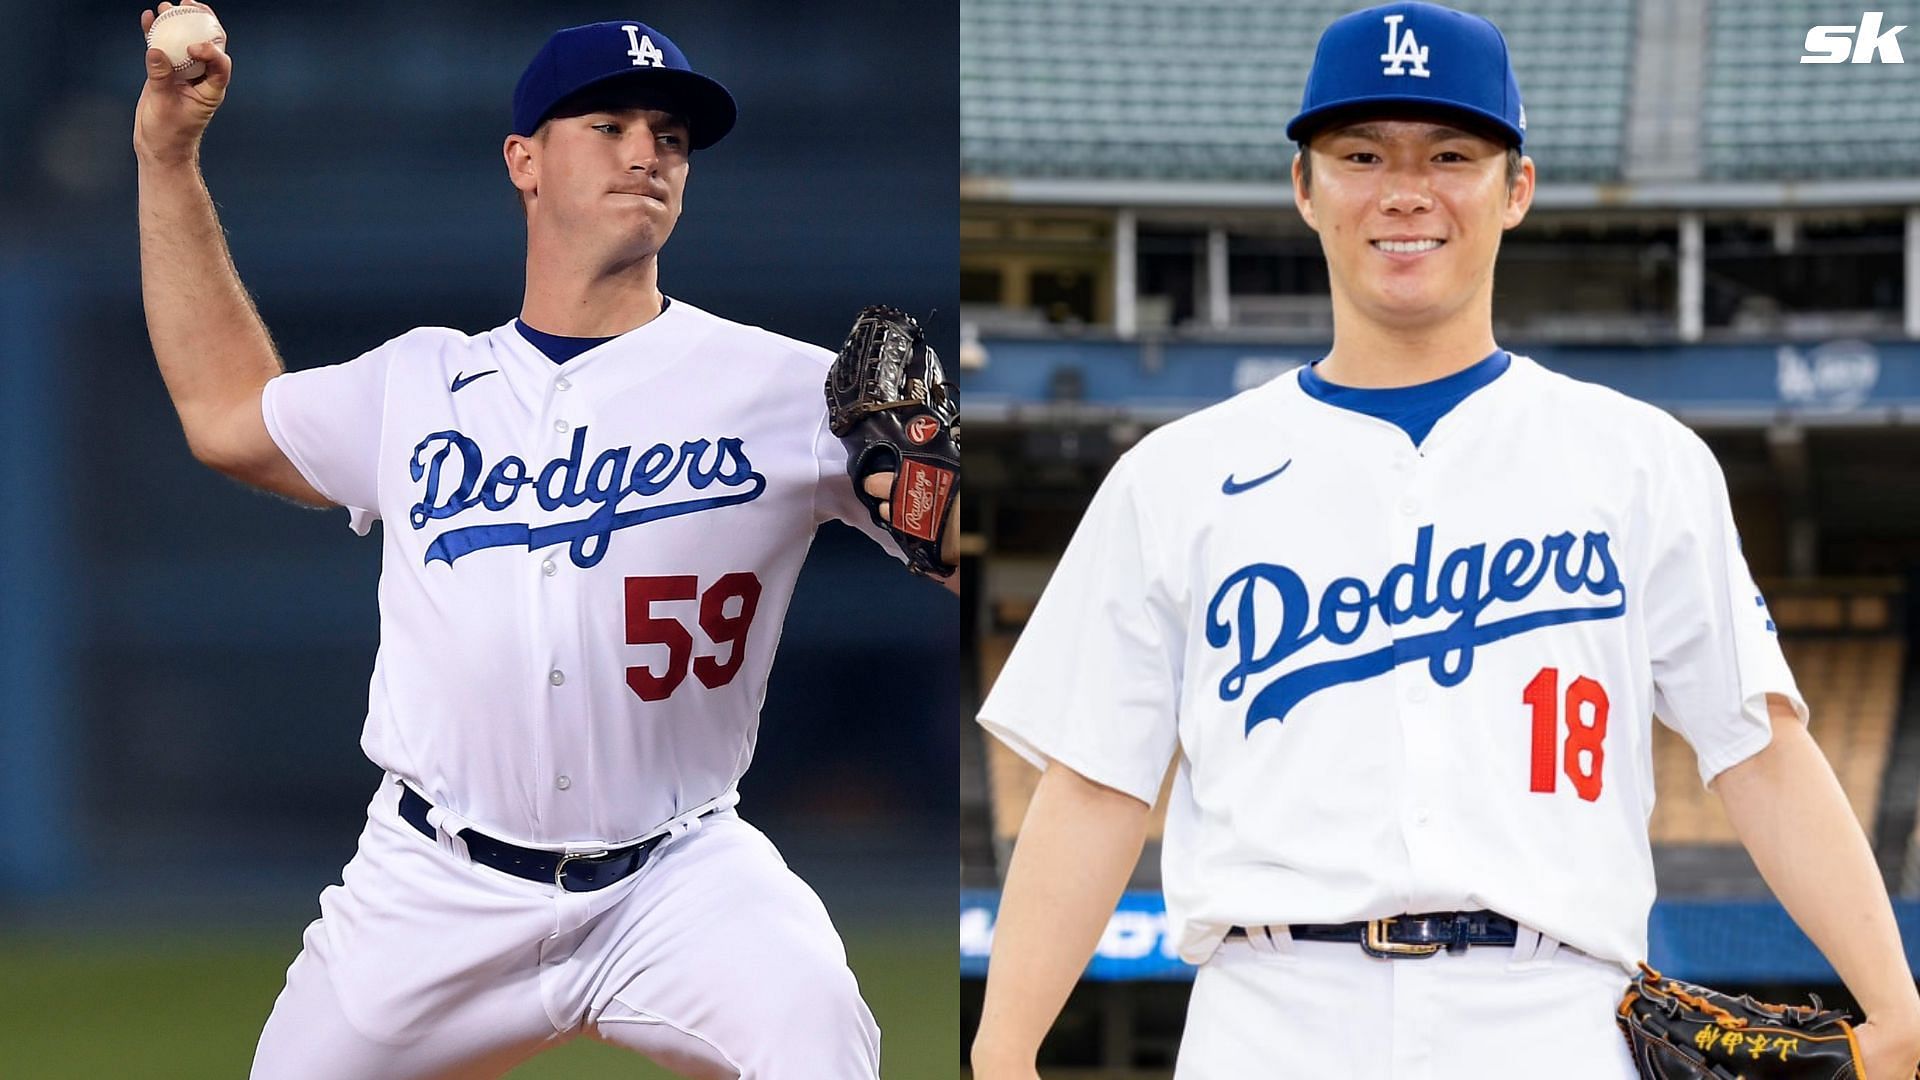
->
[624,572,763,702]
[1521,667,1609,802]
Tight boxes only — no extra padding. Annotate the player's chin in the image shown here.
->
[1361,288,1458,327]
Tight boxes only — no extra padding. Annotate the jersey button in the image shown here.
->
[555,378,572,391]
[541,559,557,577]
[549,669,566,686]
[554,420,570,434]
[555,775,572,791]
[1407,683,1427,703]
[1399,499,1418,517]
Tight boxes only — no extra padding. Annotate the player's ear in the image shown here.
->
[1292,151,1318,232]
[504,132,538,201]
[1502,153,1536,231]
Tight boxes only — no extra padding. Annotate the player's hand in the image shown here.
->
[863,472,896,528]
[1856,1017,1920,1079]
[133,3,233,167]
[1857,1016,1920,1079]
[863,472,961,570]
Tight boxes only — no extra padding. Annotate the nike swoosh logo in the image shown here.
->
[450,370,498,393]
[1221,459,1292,495]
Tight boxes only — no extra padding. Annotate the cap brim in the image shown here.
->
[1286,96,1522,147]
[532,67,738,149]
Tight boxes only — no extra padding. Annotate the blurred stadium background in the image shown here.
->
[959,0,1920,1074]
[0,1,957,1076]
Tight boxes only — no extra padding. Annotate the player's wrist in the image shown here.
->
[970,1028,1044,1071]
[1863,1007,1920,1046]
[134,134,204,171]
[969,1048,1040,1078]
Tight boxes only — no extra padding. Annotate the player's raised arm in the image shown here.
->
[134,4,324,504]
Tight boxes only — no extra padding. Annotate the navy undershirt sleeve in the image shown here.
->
[514,298,671,364]
[1297,349,1511,446]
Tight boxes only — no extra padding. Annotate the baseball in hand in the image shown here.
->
[146,5,225,81]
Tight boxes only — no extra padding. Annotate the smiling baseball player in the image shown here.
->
[970,4,1920,1079]
[134,5,956,1077]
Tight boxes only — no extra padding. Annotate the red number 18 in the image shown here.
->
[1521,667,1609,802]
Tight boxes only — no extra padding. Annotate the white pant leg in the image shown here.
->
[250,779,572,1080]
[1177,929,1395,1078]
[1410,939,1636,1080]
[573,817,880,1079]
[251,921,563,1080]
[1176,929,1637,1080]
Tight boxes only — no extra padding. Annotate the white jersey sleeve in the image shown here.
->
[261,330,438,534]
[1643,425,1806,786]
[977,453,1183,804]
[813,415,907,563]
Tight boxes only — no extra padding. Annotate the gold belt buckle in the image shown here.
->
[1363,916,1443,958]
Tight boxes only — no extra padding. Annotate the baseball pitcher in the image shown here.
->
[133,4,957,1077]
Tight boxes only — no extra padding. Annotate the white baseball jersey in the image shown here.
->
[980,354,1803,970]
[262,300,898,845]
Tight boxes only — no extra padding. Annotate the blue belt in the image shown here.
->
[399,786,667,893]
[1230,910,1519,958]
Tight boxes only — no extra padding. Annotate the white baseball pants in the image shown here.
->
[1175,924,1638,1079]
[249,775,879,1079]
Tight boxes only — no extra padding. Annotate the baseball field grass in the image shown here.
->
[0,921,956,1078]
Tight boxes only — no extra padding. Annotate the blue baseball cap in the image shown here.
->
[1286,2,1524,147]
[512,21,737,149]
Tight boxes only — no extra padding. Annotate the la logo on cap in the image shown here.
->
[1380,13,1431,77]
[621,24,665,68]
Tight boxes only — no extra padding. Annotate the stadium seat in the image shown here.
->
[1651,636,1903,844]
[962,0,1636,184]
[1703,1,1920,179]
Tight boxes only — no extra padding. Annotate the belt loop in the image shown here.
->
[1511,925,1543,963]
[1243,925,1294,955]
[424,804,473,864]
[1506,924,1561,969]
[655,789,741,854]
